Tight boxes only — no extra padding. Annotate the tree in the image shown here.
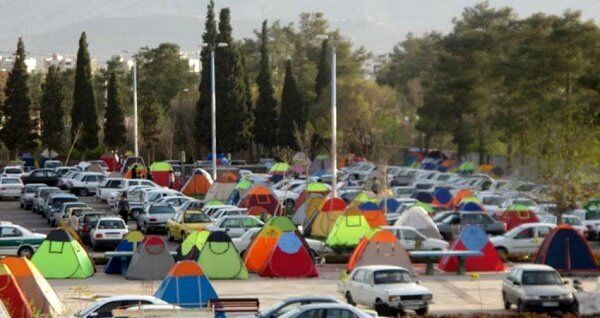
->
[140,100,162,161]
[103,72,126,149]
[1,38,36,156]
[195,0,218,149]
[278,60,304,149]
[71,32,99,151]
[253,20,278,154]
[40,65,64,155]
[314,39,330,102]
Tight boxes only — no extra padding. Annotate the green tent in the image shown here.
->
[459,196,481,205]
[352,192,379,205]
[205,200,225,207]
[506,204,530,212]
[264,216,297,232]
[236,179,253,190]
[178,230,210,260]
[31,229,94,279]
[149,161,172,172]
[457,161,476,174]
[197,231,248,280]
[306,182,329,193]
[269,162,290,173]
[326,215,375,247]
[412,202,434,213]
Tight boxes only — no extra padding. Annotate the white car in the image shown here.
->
[98,178,158,203]
[155,195,194,208]
[0,177,24,200]
[70,295,168,318]
[32,186,62,214]
[339,265,432,316]
[490,223,556,259]
[206,215,264,238]
[233,227,330,257]
[201,204,237,216]
[272,180,307,210]
[210,207,248,221]
[391,186,417,199]
[68,172,106,196]
[278,303,374,318]
[0,222,46,257]
[382,226,448,251]
[538,214,587,236]
[90,217,128,251]
[572,209,600,239]
[19,183,46,209]
[478,194,504,213]
[58,170,81,189]
[1,166,24,178]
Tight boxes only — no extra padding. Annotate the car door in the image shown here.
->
[32,170,47,183]
[241,217,261,234]
[361,270,375,305]
[0,226,23,254]
[167,212,180,237]
[348,269,365,304]
[296,309,326,318]
[222,218,244,238]
[511,227,536,253]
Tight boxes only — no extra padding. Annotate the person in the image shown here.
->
[147,171,153,181]
[168,170,175,189]
[118,193,129,223]
[131,166,138,179]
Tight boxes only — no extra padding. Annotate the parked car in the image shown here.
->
[70,295,168,318]
[0,177,24,200]
[538,214,587,236]
[277,303,374,318]
[1,166,24,178]
[382,226,449,251]
[32,186,62,214]
[136,203,176,234]
[259,296,341,318]
[436,212,506,240]
[206,215,264,238]
[97,178,158,203]
[58,170,81,190]
[50,201,89,227]
[90,217,128,251]
[59,207,95,229]
[166,210,213,241]
[21,168,59,186]
[68,172,106,196]
[490,223,556,259]
[55,166,78,177]
[272,180,306,210]
[572,209,600,240]
[173,200,204,215]
[339,265,432,316]
[201,204,237,216]
[478,194,504,213]
[44,193,78,220]
[0,222,46,258]
[155,195,194,208]
[233,227,330,257]
[43,160,63,169]
[502,264,575,313]
[209,207,248,222]
[391,186,417,199]
[79,212,106,244]
[19,183,46,209]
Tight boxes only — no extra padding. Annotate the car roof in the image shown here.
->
[295,303,358,310]
[513,264,556,271]
[98,217,125,221]
[281,296,339,303]
[355,265,409,271]
[49,193,77,198]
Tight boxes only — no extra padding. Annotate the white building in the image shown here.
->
[0,55,37,73]
[43,53,75,71]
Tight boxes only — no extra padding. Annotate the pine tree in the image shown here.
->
[253,20,278,153]
[71,32,99,151]
[194,0,218,149]
[1,38,36,157]
[103,72,126,149]
[40,65,64,155]
[314,39,331,102]
[141,100,161,160]
[214,8,253,153]
[278,60,304,149]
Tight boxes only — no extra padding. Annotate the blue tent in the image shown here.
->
[411,191,433,204]
[535,225,599,272]
[420,162,437,170]
[155,261,219,308]
[432,188,452,205]
[19,153,35,167]
[105,240,135,275]
[380,198,400,213]
[458,201,484,212]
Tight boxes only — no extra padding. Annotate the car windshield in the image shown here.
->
[184,213,211,223]
[84,214,102,224]
[52,198,76,207]
[5,168,22,174]
[395,188,415,195]
[587,212,600,220]
[2,178,20,184]
[98,220,125,229]
[522,270,562,285]
[149,205,175,214]
[374,270,412,284]
[25,186,41,193]
[564,216,582,225]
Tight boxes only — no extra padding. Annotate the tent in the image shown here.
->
[535,225,598,272]
[1,257,64,317]
[205,153,229,166]
[305,197,346,237]
[226,179,253,205]
[244,217,296,272]
[0,264,33,318]
[269,162,290,175]
[393,206,442,239]
[458,201,485,212]
[155,261,218,308]
[125,163,148,179]
[99,152,119,172]
[238,185,283,216]
[495,205,538,231]
[292,152,311,174]
[126,236,174,280]
[347,230,414,273]
[31,229,94,279]
[357,202,387,228]
[431,188,452,208]
[181,168,213,196]
[105,240,136,275]
[309,155,331,177]
[150,162,179,188]
[205,182,236,202]
[197,231,248,280]
[177,231,210,261]
[412,202,434,214]
[264,216,297,232]
[292,182,329,212]
[449,189,474,209]
[259,232,318,278]
[325,214,375,247]
[457,161,476,174]
[292,194,325,226]
[439,225,504,272]
[380,198,400,214]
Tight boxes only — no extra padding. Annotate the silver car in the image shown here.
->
[19,183,45,209]
[502,264,575,313]
[136,203,176,234]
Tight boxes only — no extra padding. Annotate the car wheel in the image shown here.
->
[79,188,89,196]
[496,247,509,261]
[345,292,356,306]
[415,306,429,316]
[502,292,510,310]
[517,299,526,313]
[374,299,393,316]
[17,246,34,258]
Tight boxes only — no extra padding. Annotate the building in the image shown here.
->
[362,53,390,81]
[42,53,75,71]
[0,55,38,73]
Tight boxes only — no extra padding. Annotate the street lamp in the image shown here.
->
[122,50,139,158]
[201,42,228,181]
[316,34,337,198]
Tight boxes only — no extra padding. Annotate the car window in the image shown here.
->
[374,269,412,284]
[184,213,211,223]
[352,269,365,283]
[223,218,243,228]
[402,229,419,240]
[0,227,22,237]
[325,309,358,318]
[242,218,259,228]
[97,220,126,229]
[32,171,46,177]
[149,205,175,214]
[537,226,552,238]
[2,178,21,184]
[297,309,325,318]
[515,228,534,239]
[95,300,152,318]
[522,270,562,285]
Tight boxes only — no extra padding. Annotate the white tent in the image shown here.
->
[394,206,442,239]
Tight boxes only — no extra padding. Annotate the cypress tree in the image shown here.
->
[214,8,253,153]
[1,38,36,157]
[194,0,218,149]
[140,100,161,161]
[40,65,64,155]
[253,20,278,153]
[71,32,99,151]
[314,39,331,102]
[278,60,304,149]
[103,72,126,149]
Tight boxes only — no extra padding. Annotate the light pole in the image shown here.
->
[317,35,337,197]
[123,51,139,158]
[201,42,228,181]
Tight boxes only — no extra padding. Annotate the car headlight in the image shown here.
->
[422,294,433,301]
[389,295,402,302]
[562,293,573,299]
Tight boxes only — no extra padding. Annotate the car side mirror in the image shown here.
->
[513,281,521,286]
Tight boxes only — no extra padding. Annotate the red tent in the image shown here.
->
[259,232,318,278]
[239,185,283,216]
[99,153,119,172]
[495,206,538,231]
[0,264,33,318]
[439,225,504,272]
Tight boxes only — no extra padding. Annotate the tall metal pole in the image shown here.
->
[210,48,217,181]
[132,59,139,157]
[331,46,338,198]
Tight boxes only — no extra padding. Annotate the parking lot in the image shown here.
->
[1,197,599,316]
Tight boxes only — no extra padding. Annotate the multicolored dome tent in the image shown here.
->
[105,239,136,275]
[439,225,504,272]
[155,261,218,308]
[305,197,346,238]
[431,187,453,208]
[495,205,538,231]
[448,189,474,209]
[181,168,213,197]
[535,225,599,272]
[347,230,413,273]
[0,264,33,318]
[292,194,325,226]
[126,235,174,280]
[197,231,248,280]
[238,185,283,216]
[1,257,64,317]
[244,217,296,273]
[258,232,319,278]
[357,201,387,228]
[31,229,94,279]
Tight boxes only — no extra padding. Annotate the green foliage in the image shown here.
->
[140,100,162,159]
[253,20,279,153]
[278,60,304,149]
[1,38,37,155]
[103,72,126,149]
[40,65,64,154]
[72,32,99,151]
[314,39,330,103]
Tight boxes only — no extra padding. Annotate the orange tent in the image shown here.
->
[239,185,283,216]
[0,264,33,318]
[449,189,474,209]
[244,227,282,272]
[347,230,413,273]
[181,169,213,197]
[217,172,238,183]
[357,202,387,228]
